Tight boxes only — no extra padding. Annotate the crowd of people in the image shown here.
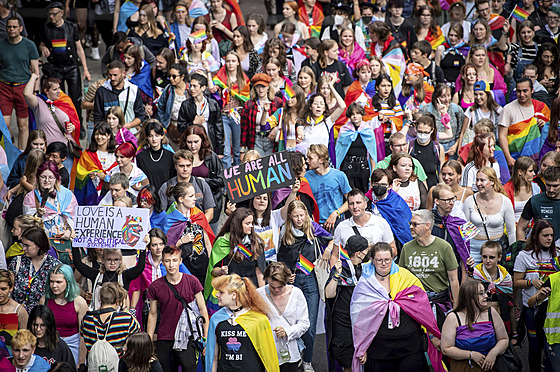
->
[3,0,560,370]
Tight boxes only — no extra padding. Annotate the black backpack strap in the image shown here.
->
[453,311,461,326]
[352,226,361,236]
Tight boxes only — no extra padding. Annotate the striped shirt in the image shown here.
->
[81,310,140,357]
[507,42,538,71]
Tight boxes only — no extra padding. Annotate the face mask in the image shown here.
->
[417,132,431,143]
[362,16,373,24]
[372,185,388,197]
[334,15,344,25]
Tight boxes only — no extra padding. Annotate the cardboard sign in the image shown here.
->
[223,151,295,203]
[72,206,150,249]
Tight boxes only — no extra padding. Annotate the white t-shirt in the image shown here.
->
[461,161,501,192]
[333,212,394,249]
[514,249,556,307]
[298,117,333,154]
[498,100,536,129]
[255,209,285,262]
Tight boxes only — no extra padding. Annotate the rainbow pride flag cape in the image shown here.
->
[212,67,250,107]
[0,114,20,174]
[298,5,324,38]
[506,100,549,161]
[511,5,530,22]
[161,203,215,246]
[296,254,315,275]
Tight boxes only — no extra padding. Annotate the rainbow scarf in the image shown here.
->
[473,264,513,295]
[161,203,215,246]
[212,66,250,107]
[506,100,550,162]
[351,262,445,372]
[73,150,117,205]
[298,4,324,38]
[426,26,445,49]
[206,308,279,372]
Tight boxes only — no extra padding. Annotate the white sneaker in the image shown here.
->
[90,47,100,60]
[302,362,314,371]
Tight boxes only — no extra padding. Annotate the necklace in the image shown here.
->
[150,148,164,162]
[55,298,67,306]
[232,305,243,312]
[375,270,390,281]
[105,271,118,283]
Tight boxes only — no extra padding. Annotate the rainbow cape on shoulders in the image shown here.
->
[73,151,117,205]
[212,66,250,107]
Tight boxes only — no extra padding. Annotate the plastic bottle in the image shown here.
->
[278,336,290,362]
[83,79,89,96]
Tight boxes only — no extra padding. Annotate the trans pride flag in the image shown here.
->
[0,114,21,178]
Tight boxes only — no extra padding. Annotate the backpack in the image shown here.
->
[88,312,120,372]
[408,139,441,180]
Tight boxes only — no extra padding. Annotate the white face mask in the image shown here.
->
[334,15,345,25]
[417,132,431,143]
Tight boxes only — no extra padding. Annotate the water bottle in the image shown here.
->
[83,79,89,96]
[278,336,290,362]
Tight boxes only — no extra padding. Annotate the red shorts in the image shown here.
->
[0,81,29,118]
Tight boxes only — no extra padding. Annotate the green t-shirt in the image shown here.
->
[374,154,428,182]
[399,236,458,293]
[0,37,39,83]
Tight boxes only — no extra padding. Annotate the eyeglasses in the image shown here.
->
[48,11,62,17]
[547,16,560,21]
[40,175,56,181]
[105,258,121,263]
[375,258,392,264]
[409,222,427,227]
[437,196,456,204]
[169,74,181,79]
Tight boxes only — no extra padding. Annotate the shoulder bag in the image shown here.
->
[488,308,522,372]
[265,286,306,352]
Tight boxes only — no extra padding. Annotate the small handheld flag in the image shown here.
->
[339,246,350,260]
[282,85,295,101]
[296,254,315,275]
[510,5,530,22]
[189,29,208,44]
[236,244,253,259]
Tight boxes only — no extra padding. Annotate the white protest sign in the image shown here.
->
[72,206,150,249]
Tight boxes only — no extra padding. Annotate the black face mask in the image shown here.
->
[362,16,373,25]
[372,185,388,197]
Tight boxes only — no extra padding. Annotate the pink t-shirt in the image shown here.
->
[33,99,69,145]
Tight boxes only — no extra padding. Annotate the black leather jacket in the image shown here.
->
[177,96,224,156]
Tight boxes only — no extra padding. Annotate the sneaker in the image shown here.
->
[302,362,314,372]
[90,47,100,60]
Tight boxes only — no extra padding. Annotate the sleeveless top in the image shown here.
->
[47,299,79,337]
[398,179,421,211]
[454,311,496,355]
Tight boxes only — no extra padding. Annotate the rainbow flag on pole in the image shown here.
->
[236,244,253,259]
[282,85,295,101]
[340,246,351,260]
[511,5,530,22]
[296,254,315,275]
[189,29,208,44]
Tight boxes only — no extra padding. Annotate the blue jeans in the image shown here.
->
[524,306,548,372]
[255,135,274,157]
[545,341,560,372]
[87,120,95,144]
[294,270,319,363]
[222,114,240,168]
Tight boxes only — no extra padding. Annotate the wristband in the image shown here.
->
[335,209,341,217]
[468,351,473,367]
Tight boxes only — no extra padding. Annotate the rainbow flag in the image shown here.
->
[296,254,315,275]
[339,246,350,260]
[511,5,530,22]
[73,151,117,205]
[189,29,207,44]
[236,244,253,259]
[282,85,295,101]
[0,313,19,354]
[52,39,67,53]
[426,27,445,50]
[507,116,542,161]
[212,67,250,106]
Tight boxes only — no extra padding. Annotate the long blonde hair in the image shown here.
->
[477,166,507,196]
[467,45,492,79]
[282,200,314,245]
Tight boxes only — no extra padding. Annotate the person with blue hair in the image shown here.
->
[39,264,88,366]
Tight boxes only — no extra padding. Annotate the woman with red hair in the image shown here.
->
[461,133,501,192]
[105,142,149,196]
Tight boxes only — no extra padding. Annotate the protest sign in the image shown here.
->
[223,151,295,203]
[73,206,150,249]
